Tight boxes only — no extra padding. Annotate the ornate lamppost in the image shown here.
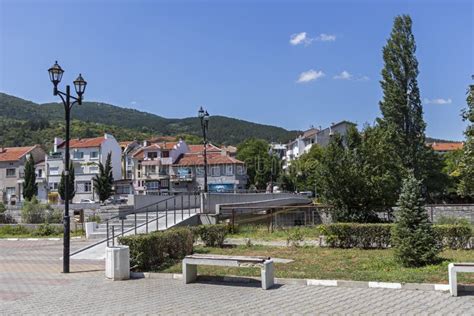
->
[48,61,87,273]
[198,107,210,193]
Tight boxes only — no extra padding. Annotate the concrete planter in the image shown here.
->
[85,222,98,239]
[105,246,130,280]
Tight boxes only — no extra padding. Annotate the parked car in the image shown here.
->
[80,199,96,204]
[104,197,128,205]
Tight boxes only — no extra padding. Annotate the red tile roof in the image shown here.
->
[188,144,221,154]
[174,153,244,166]
[132,142,178,158]
[0,146,37,162]
[57,137,105,149]
[430,142,464,152]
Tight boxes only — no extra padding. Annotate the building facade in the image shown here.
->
[0,146,47,205]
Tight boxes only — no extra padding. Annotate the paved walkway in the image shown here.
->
[1,239,473,315]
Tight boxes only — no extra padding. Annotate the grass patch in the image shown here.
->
[162,245,474,284]
[0,225,84,238]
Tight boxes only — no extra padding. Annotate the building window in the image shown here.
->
[77,181,92,193]
[146,181,160,191]
[226,165,234,176]
[147,152,158,159]
[6,187,16,196]
[89,166,99,173]
[196,166,204,176]
[90,151,99,159]
[6,168,16,177]
[161,151,170,158]
[211,166,220,177]
[37,169,43,178]
[236,165,244,175]
[73,151,84,159]
[49,182,59,191]
[49,167,59,175]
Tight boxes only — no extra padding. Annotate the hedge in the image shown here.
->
[193,224,228,247]
[319,223,472,249]
[118,227,193,271]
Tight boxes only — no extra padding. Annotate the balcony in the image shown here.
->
[171,174,194,182]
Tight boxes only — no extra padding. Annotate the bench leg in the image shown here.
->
[449,264,457,296]
[261,261,274,290]
[183,263,197,284]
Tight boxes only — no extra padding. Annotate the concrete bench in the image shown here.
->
[449,263,474,296]
[183,254,274,289]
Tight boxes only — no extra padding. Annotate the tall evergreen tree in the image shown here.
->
[377,15,428,178]
[392,172,440,267]
[22,155,37,201]
[93,152,114,202]
[457,82,474,197]
[58,162,75,201]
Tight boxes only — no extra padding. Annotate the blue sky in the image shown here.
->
[0,0,472,140]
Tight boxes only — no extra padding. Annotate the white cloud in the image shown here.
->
[297,69,325,83]
[290,32,309,45]
[290,32,336,46]
[424,98,452,105]
[334,71,353,80]
[317,33,336,42]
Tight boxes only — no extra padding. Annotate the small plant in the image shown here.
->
[87,214,101,223]
[45,208,63,224]
[286,228,305,247]
[245,238,253,247]
[32,223,63,236]
[0,202,15,224]
[0,225,31,236]
[436,215,470,226]
[21,197,46,223]
[197,224,228,247]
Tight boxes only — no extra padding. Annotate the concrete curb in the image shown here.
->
[1,236,83,241]
[130,271,474,293]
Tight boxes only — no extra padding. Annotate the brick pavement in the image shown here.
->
[1,239,473,315]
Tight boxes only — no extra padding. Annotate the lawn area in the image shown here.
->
[228,225,321,241]
[0,225,84,238]
[162,245,474,284]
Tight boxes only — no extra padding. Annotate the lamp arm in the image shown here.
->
[57,90,80,102]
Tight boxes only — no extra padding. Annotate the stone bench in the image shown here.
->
[449,262,474,296]
[183,254,274,289]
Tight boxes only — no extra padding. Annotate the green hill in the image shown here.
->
[0,92,298,148]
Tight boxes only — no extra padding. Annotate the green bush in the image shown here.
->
[32,223,63,236]
[45,208,63,224]
[87,214,101,223]
[319,223,392,248]
[118,227,193,271]
[286,228,305,247]
[436,215,470,226]
[196,224,228,247]
[434,225,472,249]
[21,197,54,224]
[0,225,31,236]
[0,203,15,224]
[0,202,5,214]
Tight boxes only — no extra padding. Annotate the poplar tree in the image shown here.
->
[93,152,114,202]
[377,15,428,178]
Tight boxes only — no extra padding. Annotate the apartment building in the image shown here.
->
[0,145,47,205]
[46,134,122,203]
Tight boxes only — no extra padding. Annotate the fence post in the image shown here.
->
[166,200,168,228]
[106,221,109,247]
[112,226,115,247]
[146,211,148,234]
[181,194,184,220]
[156,205,159,229]
[174,198,176,224]
[121,218,124,236]
[188,194,191,216]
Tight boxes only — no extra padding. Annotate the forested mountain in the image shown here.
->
[0,93,299,148]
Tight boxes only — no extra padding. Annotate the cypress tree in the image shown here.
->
[377,15,428,178]
[58,162,75,201]
[93,152,114,202]
[392,172,440,267]
[22,155,37,201]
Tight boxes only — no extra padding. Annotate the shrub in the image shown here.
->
[0,202,5,214]
[286,228,305,247]
[196,224,228,247]
[45,208,63,224]
[32,223,63,236]
[0,225,31,236]
[87,214,101,223]
[392,175,441,267]
[436,215,470,226]
[319,223,392,248]
[21,197,53,224]
[118,227,193,271]
[0,203,15,224]
[434,224,473,249]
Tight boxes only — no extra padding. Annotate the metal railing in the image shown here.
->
[70,192,201,256]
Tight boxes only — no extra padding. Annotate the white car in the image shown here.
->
[80,199,96,204]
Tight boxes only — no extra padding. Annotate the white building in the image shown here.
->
[46,134,122,203]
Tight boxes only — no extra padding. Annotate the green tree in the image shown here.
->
[392,173,441,267]
[236,138,279,189]
[378,15,427,175]
[22,155,37,201]
[93,152,114,202]
[457,83,474,197]
[58,162,75,202]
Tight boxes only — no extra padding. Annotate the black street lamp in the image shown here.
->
[198,106,210,193]
[48,61,87,273]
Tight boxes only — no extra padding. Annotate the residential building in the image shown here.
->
[132,139,189,194]
[116,141,141,195]
[46,134,122,203]
[172,151,247,192]
[429,142,464,154]
[283,121,355,169]
[0,145,47,205]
